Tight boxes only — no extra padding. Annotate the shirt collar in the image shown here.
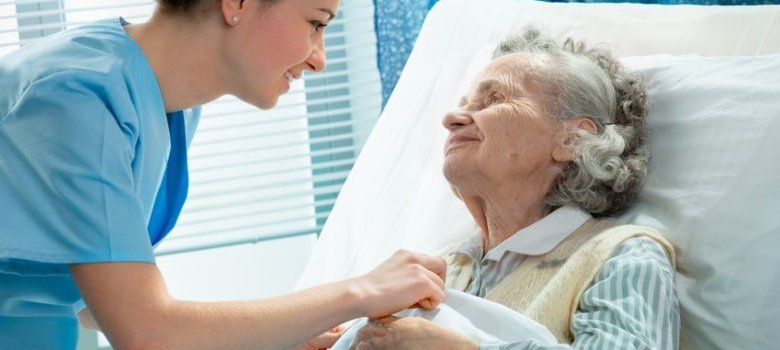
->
[454,206,592,261]
[453,229,484,262]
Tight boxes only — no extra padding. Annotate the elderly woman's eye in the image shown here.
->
[487,94,503,106]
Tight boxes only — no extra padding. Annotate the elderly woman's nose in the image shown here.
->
[442,110,474,131]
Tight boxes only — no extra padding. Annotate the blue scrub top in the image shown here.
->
[0,18,199,349]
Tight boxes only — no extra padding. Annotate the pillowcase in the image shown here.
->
[619,54,780,350]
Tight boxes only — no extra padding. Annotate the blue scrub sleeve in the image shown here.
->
[0,72,155,264]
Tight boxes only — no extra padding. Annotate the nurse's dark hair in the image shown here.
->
[156,0,280,16]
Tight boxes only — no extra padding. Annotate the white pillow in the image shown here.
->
[297,1,780,349]
[618,54,780,350]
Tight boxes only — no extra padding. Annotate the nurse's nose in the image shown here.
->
[305,36,327,72]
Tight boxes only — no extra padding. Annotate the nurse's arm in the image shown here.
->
[69,250,446,350]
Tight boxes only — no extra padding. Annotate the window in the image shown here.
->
[0,1,382,349]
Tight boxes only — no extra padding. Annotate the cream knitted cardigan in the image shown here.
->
[441,219,676,344]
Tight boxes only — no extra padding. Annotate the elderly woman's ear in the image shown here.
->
[551,117,598,163]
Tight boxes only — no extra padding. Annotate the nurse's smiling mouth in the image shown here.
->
[283,71,302,92]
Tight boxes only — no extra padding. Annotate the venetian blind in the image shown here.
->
[0,0,382,256]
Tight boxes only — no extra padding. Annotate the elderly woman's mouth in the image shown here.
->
[445,134,480,151]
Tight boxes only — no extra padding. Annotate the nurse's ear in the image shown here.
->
[221,0,247,26]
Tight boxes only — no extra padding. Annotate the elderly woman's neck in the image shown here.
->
[461,190,549,255]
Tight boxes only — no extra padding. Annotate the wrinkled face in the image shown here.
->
[442,53,565,191]
[223,0,340,109]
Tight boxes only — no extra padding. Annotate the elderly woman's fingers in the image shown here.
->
[351,319,395,350]
[348,327,370,350]
[368,315,399,327]
[355,340,378,350]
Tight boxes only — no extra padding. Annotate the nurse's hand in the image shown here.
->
[352,250,446,319]
[348,316,479,350]
[294,325,345,350]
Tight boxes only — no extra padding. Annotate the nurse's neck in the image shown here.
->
[125,10,226,113]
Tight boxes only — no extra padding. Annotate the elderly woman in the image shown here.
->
[351,29,678,349]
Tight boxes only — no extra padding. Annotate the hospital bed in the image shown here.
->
[296,1,780,349]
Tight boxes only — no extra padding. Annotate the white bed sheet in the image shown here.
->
[331,289,558,349]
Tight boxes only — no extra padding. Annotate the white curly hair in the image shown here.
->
[493,28,649,216]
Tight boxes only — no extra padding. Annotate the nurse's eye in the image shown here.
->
[311,21,328,33]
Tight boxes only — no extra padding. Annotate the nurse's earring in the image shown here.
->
[231,16,240,25]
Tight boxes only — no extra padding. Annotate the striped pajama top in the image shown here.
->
[452,206,679,350]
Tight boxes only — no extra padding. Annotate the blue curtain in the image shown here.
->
[373,0,439,107]
[373,0,778,108]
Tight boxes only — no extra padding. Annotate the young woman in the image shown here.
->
[0,1,446,349]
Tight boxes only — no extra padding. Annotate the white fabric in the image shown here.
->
[297,1,780,350]
[330,289,558,350]
[617,53,780,350]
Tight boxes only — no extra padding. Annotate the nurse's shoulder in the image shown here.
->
[0,18,146,120]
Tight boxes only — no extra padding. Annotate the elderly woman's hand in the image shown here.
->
[348,316,479,350]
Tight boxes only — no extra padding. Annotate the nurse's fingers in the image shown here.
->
[356,249,447,318]
[415,267,446,309]
[414,252,448,283]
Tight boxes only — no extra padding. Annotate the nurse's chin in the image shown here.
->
[241,93,281,110]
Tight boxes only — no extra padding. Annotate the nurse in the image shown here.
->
[0,0,446,349]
